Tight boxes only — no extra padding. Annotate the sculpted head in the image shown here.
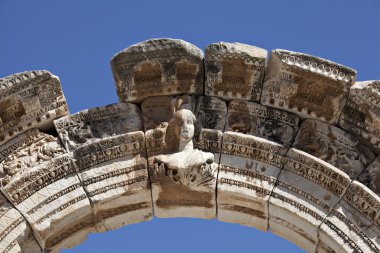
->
[165,109,196,152]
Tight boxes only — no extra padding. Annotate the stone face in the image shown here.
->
[0,192,41,253]
[358,156,380,196]
[111,38,204,103]
[0,130,94,251]
[54,103,152,232]
[142,97,218,219]
[261,50,356,124]
[225,99,299,147]
[319,181,380,253]
[0,70,68,146]
[293,119,375,178]
[217,132,287,231]
[205,42,267,101]
[339,80,380,154]
[269,148,351,253]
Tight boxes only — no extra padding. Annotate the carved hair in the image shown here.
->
[164,109,196,153]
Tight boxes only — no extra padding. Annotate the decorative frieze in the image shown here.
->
[261,50,356,124]
[205,42,267,101]
[111,39,204,103]
[0,70,68,146]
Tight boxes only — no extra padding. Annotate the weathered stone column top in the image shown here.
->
[111,38,204,103]
[205,42,267,102]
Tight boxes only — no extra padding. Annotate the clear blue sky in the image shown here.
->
[0,1,379,252]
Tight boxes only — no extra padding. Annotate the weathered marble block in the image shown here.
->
[111,38,204,103]
[73,132,152,232]
[205,42,267,101]
[0,193,41,253]
[225,99,299,147]
[54,103,142,152]
[0,131,94,251]
[0,70,68,146]
[293,119,375,178]
[319,181,380,253]
[217,132,287,231]
[358,156,380,196]
[260,50,356,124]
[193,96,226,162]
[143,96,218,219]
[269,148,351,252]
[54,103,152,232]
[339,80,380,154]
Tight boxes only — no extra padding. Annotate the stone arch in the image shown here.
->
[0,38,379,253]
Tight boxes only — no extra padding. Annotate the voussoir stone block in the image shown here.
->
[217,132,288,231]
[269,148,351,253]
[111,38,204,103]
[319,181,380,253]
[0,130,94,252]
[293,119,375,179]
[260,50,356,124]
[0,70,68,146]
[142,96,218,219]
[358,156,380,196]
[339,80,380,154]
[0,192,41,253]
[225,99,299,147]
[54,103,152,232]
[205,42,267,101]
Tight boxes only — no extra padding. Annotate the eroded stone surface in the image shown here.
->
[225,99,299,147]
[111,38,204,103]
[269,148,351,252]
[0,192,41,253]
[54,103,142,152]
[205,42,267,101]
[54,103,152,232]
[218,132,287,231]
[261,50,356,124]
[339,80,380,154]
[358,156,380,196]
[319,181,380,253]
[293,119,375,178]
[143,97,218,219]
[0,70,68,146]
[0,130,94,251]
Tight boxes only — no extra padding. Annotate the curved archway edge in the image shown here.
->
[0,39,379,253]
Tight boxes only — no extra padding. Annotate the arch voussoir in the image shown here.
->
[0,38,379,253]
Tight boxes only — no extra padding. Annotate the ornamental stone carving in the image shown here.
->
[54,103,152,232]
[111,39,204,103]
[293,119,375,179]
[339,80,380,154]
[0,71,68,146]
[1,39,380,253]
[205,42,267,101]
[0,130,94,252]
[261,50,356,124]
